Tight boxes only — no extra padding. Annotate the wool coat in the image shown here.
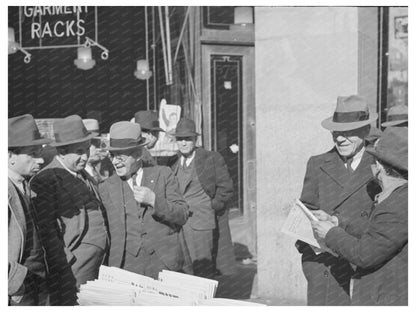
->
[98,165,189,273]
[297,147,380,305]
[8,179,46,305]
[30,158,108,305]
[325,184,408,305]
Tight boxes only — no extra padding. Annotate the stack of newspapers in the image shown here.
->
[77,265,264,306]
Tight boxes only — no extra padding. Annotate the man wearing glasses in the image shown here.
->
[98,121,189,278]
[296,95,381,305]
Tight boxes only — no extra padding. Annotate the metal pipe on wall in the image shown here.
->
[165,6,173,85]
[158,6,169,86]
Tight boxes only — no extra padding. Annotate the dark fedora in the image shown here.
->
[172,118,200,137]
[134,110,164,132]
[8,114,51,147]
[321,95,378,131]
[367,127,407,172]
[381,104,408,127]
[106,121,149,151]
[51,115,99,147]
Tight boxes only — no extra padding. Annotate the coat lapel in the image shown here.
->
[106,175,128,229]
[320,150,349,188]
[141,167,158,191]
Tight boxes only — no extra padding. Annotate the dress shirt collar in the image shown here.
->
[180,150,196,167]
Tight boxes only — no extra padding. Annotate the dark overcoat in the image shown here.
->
[325,184,408,305]
[298,148,379,305]
[98,165,189,272]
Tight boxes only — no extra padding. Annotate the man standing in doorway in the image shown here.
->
[31,115,109,305]
[297,95,380,305]
[170,118,234,278]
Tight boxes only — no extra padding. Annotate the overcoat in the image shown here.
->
[325,184,408,305]
[98,165,189,273]
[8,179,46,305]
[298,147,379,305]
[30,158,108,305]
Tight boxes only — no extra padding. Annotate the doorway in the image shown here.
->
[201,45,255,216]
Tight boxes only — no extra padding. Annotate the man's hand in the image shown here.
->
[311,220,336,240]
[133,186,156,207]
[311,210,339,226]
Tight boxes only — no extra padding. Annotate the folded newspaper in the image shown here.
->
[77,266,265,306]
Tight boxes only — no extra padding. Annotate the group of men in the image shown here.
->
[8,112,234,305]
[297,95,408,305]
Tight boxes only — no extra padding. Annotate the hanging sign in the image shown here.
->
[19,6,96,48]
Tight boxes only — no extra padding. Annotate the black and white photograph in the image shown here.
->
[6,1,410,307]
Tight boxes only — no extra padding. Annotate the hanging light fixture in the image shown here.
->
[8,27,19,54]
[134,59,152,80]
[74,46,96,70]
[231,6,254,31]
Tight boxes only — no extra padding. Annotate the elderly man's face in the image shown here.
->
[332,126,369,158]
[9,145,44,177]
[176,136,196,157]
[110,147,142,177]
[60,141,90,172]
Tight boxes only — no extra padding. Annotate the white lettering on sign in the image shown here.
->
[23,6,89,39]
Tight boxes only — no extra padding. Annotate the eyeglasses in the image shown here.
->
[109,152,130,162]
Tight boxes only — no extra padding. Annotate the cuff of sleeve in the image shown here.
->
[211,198,224,211]
[324,226,345,252]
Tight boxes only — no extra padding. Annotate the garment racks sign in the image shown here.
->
[19,6,96,48]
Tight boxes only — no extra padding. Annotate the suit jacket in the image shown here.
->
[325,184,408,305]
[298,147,379,305]
[8,178,46,304]
[98,165,189,271]
[170,147,234,230]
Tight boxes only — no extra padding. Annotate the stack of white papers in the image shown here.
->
[77,265,264,306]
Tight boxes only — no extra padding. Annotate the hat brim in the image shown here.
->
[321,113,378,131]
[172,131,200,137]
[8,137,52,148]
[381,119,408,127]
[366,146,408,172]
[50,132,99,147]
[105,138,150,151]
[142,126,165,132]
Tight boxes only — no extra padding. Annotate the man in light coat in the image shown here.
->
[8,114,49,305]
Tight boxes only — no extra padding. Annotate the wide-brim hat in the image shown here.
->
[82,118,101,141]
[381,104,408,127]
[172,117,200,137]
[366,127,407,172]
[134,110,164,132]
[9,114,51,147]
[321,95,378,131]
[106,121,149,151]
[51,115,99,147]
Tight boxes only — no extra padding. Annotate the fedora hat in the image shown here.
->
[321,95,378,131]
[172,118,200,137]
[51,115,98,147]
[367,127,407,172]
[381,104,408,127]
[106,121,148,151]
[8,114,51,147]
[134,110,164,132]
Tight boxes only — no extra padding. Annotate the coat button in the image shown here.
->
[361,211,368,217]
[323,270,329,277]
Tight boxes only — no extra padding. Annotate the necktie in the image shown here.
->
[346,158,354,174]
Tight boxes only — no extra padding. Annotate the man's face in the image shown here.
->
[110,147,142,177]
[60,141,90,172]
[176,136,196,157]
[142,130,159,149]
[9,145,44,177]
[88,139,101,164]
[332,126,369,158]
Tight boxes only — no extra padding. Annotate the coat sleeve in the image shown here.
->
[300,156,320,210]
[8,261,27,297]
[30,172,75,266]
[211,152,234,211]
[152,166,189,226]
[325,193,408,269]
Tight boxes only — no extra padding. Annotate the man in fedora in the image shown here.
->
[82,118,114,183]
[134,110,167,166]
[169,117,234,278]
[296,95,381,305]
[98,121,189,278]
[8,114,49,305]
[381,104,408,128]
[30,115,109,305]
